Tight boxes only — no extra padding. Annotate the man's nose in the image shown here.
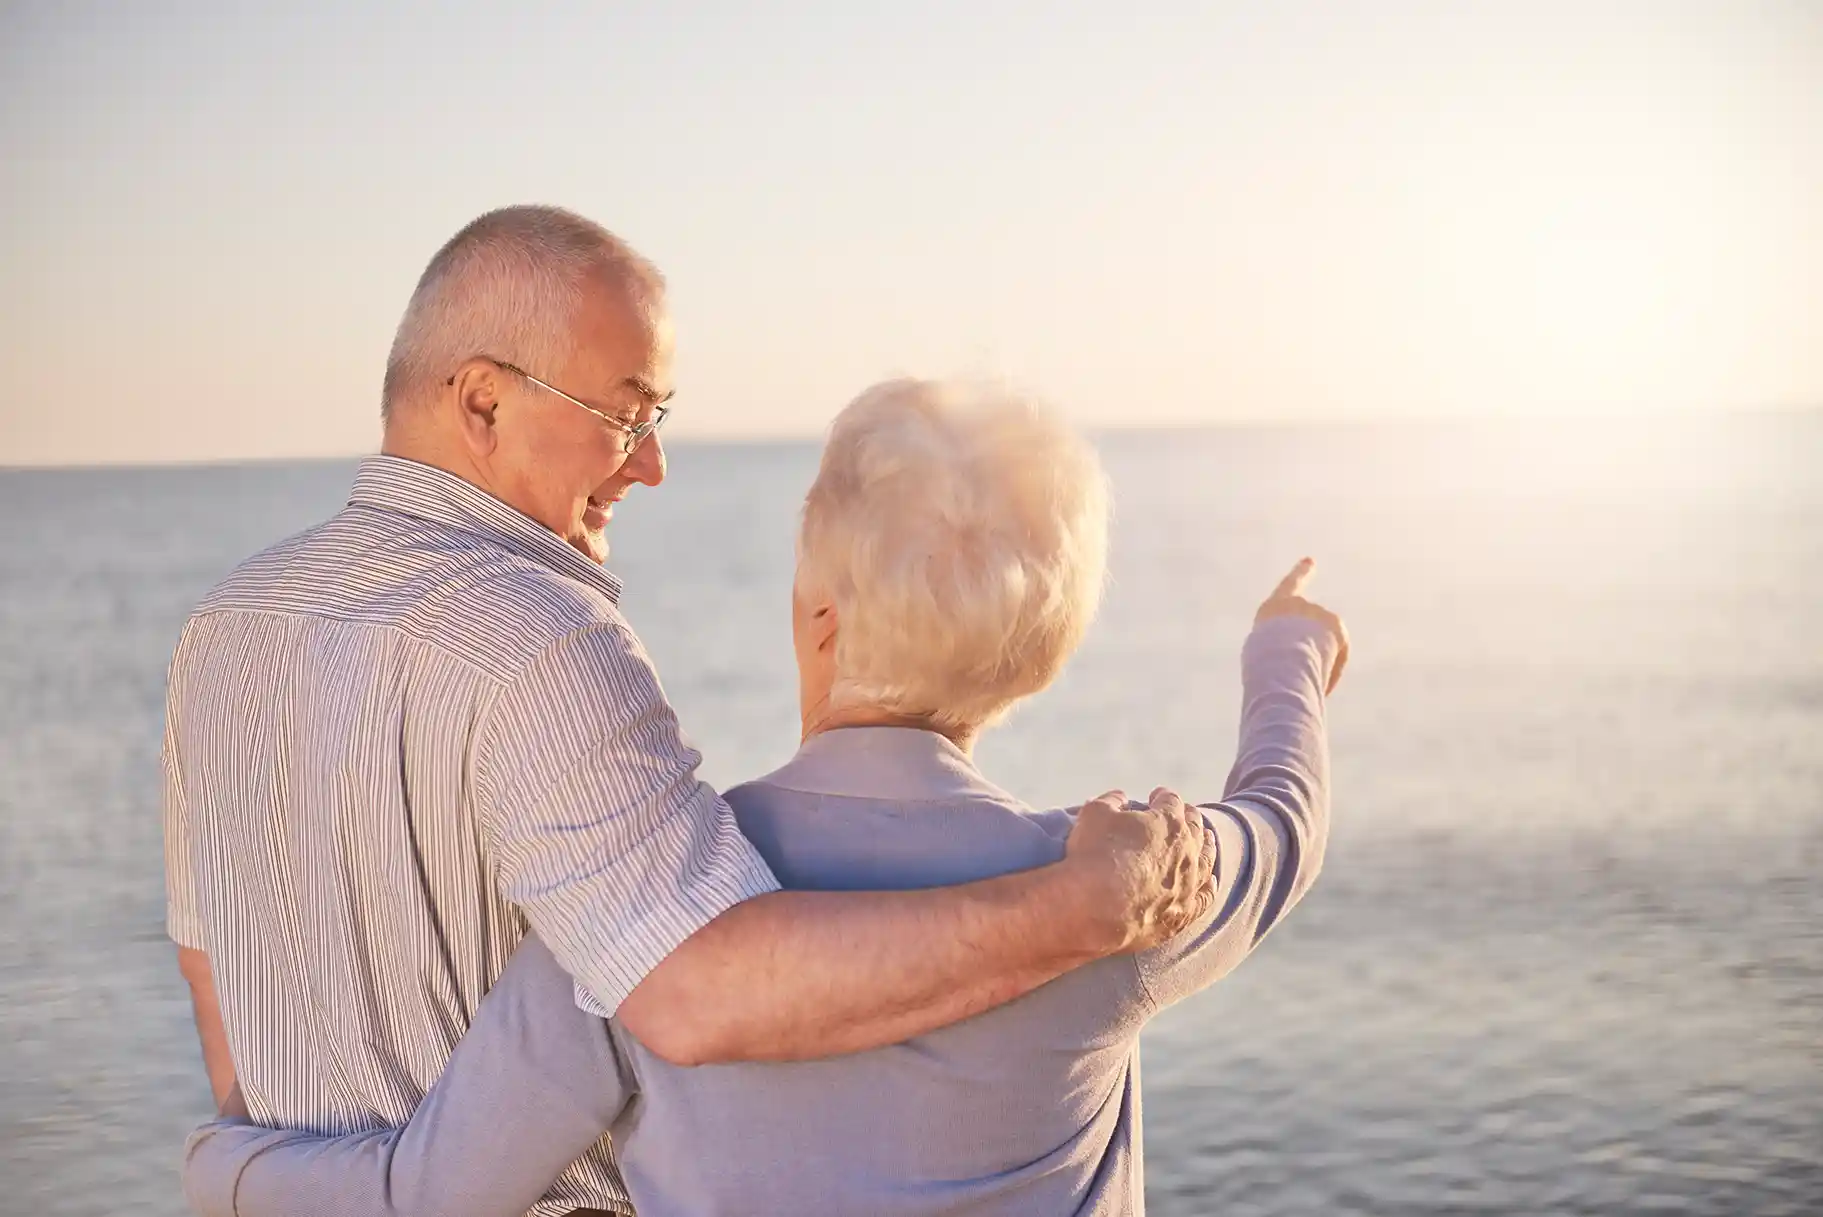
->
[627,431,666,487]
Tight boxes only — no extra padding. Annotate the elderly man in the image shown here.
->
[163,207,1215,1215]
[182,379,1346,1216]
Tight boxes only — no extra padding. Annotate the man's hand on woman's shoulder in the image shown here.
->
[1063,788,1219,955]
[1253,557,1349,694]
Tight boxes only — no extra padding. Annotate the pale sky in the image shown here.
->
[3,1,1819,466]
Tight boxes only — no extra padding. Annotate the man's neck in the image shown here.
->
[380,431,548,540]
[380,430,490,492]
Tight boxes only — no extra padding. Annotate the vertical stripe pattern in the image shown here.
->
[162,455,780,1217]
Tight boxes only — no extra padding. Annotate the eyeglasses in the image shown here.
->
[454,358,671,455]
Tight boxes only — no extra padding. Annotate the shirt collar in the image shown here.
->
[758,726,1019,805]
[347,455,623,604]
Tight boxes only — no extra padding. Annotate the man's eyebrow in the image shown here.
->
[625,377,675,405]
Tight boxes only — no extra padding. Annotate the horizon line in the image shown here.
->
[4,402,1817,474]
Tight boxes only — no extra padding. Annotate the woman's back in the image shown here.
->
[609,727,1154,1216]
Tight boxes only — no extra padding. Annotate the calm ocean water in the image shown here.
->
[1,414,1819,1216]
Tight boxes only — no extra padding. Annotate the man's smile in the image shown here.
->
[584,494,622,529]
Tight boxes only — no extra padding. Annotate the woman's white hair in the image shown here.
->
[799,378,1110,733]
[382,205,663,417]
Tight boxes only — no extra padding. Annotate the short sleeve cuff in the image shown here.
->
[167,903,206,950]
[566,817,782,1018]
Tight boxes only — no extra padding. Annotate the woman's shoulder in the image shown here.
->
[722,780,1070,892]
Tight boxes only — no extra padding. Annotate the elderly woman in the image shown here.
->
[183,379,1346,1217]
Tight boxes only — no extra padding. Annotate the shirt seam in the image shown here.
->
[182,605,507,685]
[1130,949,1158,1014]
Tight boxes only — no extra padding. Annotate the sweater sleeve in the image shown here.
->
[183,936,631,1217]
[1134,615,1338,1010]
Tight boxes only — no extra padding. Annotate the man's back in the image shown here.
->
[171,509,555,1123]
[164,456,778,1216]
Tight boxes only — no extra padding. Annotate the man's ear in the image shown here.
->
[447,361,502,457]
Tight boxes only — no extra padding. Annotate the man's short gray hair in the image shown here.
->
[799,379,1110,733]
[382,205,664,417]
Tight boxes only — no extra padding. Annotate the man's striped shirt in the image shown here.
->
[162,455,780,1216]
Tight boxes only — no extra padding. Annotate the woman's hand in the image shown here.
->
[1255,557,1349,694]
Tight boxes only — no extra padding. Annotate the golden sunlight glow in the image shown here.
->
[0,3,1816,464]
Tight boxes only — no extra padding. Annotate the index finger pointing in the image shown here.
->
[1272,557,1315,600]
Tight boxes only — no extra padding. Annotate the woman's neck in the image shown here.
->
[800,703,978,754]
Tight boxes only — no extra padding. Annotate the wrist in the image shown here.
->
[1040,857,1130,964]
[1245,617,1338,681]
[1246,612,1332,651]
